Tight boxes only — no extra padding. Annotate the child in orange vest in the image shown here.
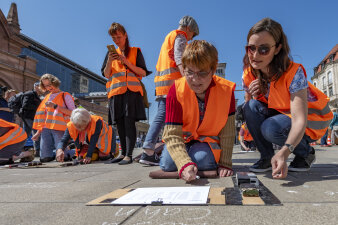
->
[160,40,236,182]
[242,18,333,178]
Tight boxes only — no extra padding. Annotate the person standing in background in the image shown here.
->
[103,23,151,165]
[32,74,75,162]
[139,16,199,166]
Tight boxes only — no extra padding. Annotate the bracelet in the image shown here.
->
[53,104,58,109]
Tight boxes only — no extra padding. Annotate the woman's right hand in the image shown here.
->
[56,149,65,162]
[248,79,262,98]
[107,52,120,62]
[181,164,198,182]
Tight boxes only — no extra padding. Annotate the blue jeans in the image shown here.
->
[320,129,328,145]
[40,128,65,159]
[23,118,40,152]
[243,100,313,160]
[142,98,166,150]
[159,142,218,171]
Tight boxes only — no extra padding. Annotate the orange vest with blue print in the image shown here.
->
[33,92,73,131]
[0,118,27,149]
[67,115,112,154]
[154,30,187,96]
[175,75,236,163]
[106,47,143,98]
[242,62,333,140]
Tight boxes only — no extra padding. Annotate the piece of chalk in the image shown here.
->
[195,175,200,179]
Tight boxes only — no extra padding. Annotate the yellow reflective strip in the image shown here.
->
[155,67,179,76]
[155,80,174,88]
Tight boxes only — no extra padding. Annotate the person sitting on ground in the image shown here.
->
[159,40,236,182]
[242,18,333,178]
[329,108,338,146]
[56,108,117,164]
[0,118,34,165]
[239,122,256,152]
[32,74,75,162]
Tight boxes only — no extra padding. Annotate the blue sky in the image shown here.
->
[1,0,337,121]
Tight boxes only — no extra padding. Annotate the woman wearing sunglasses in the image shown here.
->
[160,40,236,182]
[242,18,333,179]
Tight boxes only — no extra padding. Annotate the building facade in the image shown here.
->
[215,63,226,78]
[311,44,338,109]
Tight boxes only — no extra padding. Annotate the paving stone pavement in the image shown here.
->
[0,145,338,225]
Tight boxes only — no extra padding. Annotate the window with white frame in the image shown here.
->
[327,71,332,85]
[328,86,333,97]
[322,76,326,89]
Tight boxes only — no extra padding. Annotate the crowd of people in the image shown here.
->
[0,16,335,181]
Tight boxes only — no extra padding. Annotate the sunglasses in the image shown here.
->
[245,44,276,56]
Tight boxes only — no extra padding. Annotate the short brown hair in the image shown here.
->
[39,73,61,91]
[182,40,218,72]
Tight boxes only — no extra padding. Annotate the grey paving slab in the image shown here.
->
[0,145,338,225]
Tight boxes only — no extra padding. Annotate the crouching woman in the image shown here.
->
[56,108,117,164]
[160,40,236,182]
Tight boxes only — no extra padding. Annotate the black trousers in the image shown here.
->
[115,117,136,158]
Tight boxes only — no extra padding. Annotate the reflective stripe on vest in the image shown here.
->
[155,67,179,77]
[175,76,235,163]
[155,80,175,88]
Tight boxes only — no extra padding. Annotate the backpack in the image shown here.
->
[8,92,24,115]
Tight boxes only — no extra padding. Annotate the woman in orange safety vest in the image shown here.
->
[160,40,236,182]
[242,18,333,178]
[102,23,151,165]
[32,74,75,162]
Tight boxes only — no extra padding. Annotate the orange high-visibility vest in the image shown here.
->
[242,62,333,140]
[67,115,112,155]
[175,76,236,163]
[33,92,73,131]
[154,30,187,96]
[240,124,253,141]
[106,47,143,98]
[0,118,27,150]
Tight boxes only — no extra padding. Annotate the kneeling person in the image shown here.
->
[56,108,117,164]
[0,118,34,164]
[160,40,236,182]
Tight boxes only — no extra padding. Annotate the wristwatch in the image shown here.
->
[284,144,295,153]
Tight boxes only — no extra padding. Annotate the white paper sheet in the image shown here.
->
[111,186,210,205]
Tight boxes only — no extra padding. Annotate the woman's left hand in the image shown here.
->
[218,167,233,177]
[83,157,91,164]
[45,101,56,108]
[118,54,128,65]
